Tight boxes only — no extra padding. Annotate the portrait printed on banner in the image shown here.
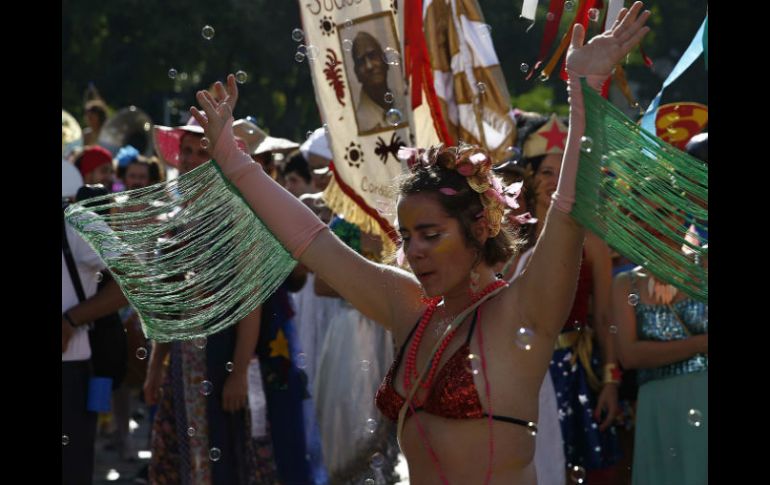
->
[339,12,409,136]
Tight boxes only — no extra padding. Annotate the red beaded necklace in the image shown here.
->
[403,279,508,403]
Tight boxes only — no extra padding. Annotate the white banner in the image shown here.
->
[300,1,413,237]
[605,0,625,31]
[521,0,539,21]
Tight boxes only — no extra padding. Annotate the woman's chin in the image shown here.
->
[418,275,443,298]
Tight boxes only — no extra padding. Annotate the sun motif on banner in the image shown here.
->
[345,141,364,168]
[320,16,335,36]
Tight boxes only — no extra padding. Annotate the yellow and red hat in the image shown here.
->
[522,113,568,159]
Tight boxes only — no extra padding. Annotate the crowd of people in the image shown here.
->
[62,3,707,484]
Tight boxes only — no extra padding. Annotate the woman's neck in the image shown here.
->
[440,265,498,317]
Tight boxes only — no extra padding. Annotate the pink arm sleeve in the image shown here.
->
[551,72,605,214]
[211,118,326,258]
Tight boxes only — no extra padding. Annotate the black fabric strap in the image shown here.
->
[482,413,537,430]
[62,207,86,303]
[410,407,537,431]
[463,308,480,345]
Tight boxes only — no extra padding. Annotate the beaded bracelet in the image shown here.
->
[603,363,622,385]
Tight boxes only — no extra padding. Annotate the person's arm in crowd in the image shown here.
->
[143,342,171,405]
[62,275,129,353]
[222,305,262,412]
[587,232,620,430]
[63,274,128,327]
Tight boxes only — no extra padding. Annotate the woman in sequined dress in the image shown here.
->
[612,253,707,484]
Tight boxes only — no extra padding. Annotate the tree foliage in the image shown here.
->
[62,0,707,141]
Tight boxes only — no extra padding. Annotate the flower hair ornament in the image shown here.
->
[398,146,430,169]
[510,211,538,226]
[398,145,521,237]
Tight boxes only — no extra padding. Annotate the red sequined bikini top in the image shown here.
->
[375,309,536,431]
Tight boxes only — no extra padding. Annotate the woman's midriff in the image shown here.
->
[399,414,538,485]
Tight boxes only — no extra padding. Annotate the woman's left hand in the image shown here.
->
[594,383,620,432]
[566,1,651,79]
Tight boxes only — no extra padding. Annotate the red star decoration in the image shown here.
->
[537,120,567,152]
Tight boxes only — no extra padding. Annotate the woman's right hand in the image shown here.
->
[190,74,240,152]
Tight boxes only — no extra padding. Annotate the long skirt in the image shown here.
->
[633,371,708,485]
[150,332,279,485]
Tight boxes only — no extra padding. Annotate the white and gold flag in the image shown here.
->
[408,0,517,163]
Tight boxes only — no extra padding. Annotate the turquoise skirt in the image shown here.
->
[633,370,708,485]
